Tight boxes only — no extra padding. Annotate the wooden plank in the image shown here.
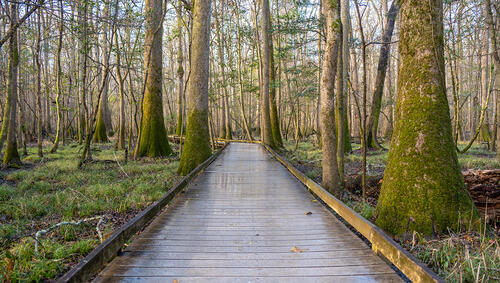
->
[115,250,378,260]
[95,274,403,283]
[99,265,396,277]
[107,257,385,268]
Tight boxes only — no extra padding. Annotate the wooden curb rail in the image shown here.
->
[56,143,229,283]
[260,143,444,283]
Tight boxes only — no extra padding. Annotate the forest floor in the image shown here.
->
[0,143,181,282]
[280,139,500,282]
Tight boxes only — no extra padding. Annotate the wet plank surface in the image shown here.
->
[95,143,401,282]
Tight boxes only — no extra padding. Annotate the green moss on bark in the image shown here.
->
[178,109,212,175]
[3,140,20,166]
[135,83,172,157]
[93,105,108,143]
[375,0,478,236]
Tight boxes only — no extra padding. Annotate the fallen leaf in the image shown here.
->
[305,212,312,215]
[291,246,307,253]
[312,200,317,202]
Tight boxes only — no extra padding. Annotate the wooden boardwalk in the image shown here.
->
[95,143,402,282]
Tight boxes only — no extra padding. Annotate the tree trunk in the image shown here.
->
[35,9,43,157]
[335,24,345,187]
[178,0,212,175]
[3,3,21,166]
[175,3,184,136]
[479,5,491,146]
[340,0,352,153]
[366,1,399,150]
[269,15,282,147]
[485,0,499,158]
[320,0,341,196]
[260,0,276,148]
[50,0,64,153]
[376,0,478,235]
[134,0,172,157]
[115,25,126,150]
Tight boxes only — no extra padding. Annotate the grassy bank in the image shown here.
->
[0,144,180,282]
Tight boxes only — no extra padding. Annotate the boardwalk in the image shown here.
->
[95,143,402,282]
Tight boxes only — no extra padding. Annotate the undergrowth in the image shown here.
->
[0,143,180,282]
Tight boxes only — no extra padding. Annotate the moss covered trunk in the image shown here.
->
[320,0,341,196]
[178,0,212,175]
[376,0,478,236]
[93,104,109,143]
[3,3,21,166]
[135,0,172,158]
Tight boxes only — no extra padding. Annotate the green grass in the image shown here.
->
[0,143,180,282]
[285,140,499,171]
[406,230,499,282]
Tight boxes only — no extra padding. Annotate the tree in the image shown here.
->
[365,1,399,150]
[35,9,43,158]
[2,3,21,166]
[485,0,499,159]
[175,1,184,136]
[268,11,282,148]
[178,0,213,175]
[376,0,478,235]
[115,26,126,150]
[337,0,352,156]
[94,2,111,143]
[260,0,276,148]
[134,0,172,158]
[50,0,64,153]
[320,0,342,196]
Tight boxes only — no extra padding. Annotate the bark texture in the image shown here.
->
[260,0,276,148]
[376,0,478,235]
[135,0,172,157]
[3,3,21,166]
[320,0,341,196]
[178,0,212,175]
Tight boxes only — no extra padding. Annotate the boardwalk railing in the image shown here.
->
[57,143,229,283]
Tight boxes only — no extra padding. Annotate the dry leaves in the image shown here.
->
[305,211,312,215]
[290,246,307,253]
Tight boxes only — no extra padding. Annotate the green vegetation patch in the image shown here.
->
[0,144,180,282]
